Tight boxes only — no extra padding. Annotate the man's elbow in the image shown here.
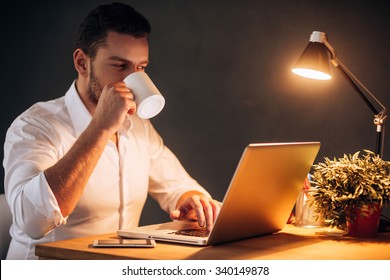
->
[21,221,55,240]
[18,213,57,240]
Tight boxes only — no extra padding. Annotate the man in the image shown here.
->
[3,3,220,259]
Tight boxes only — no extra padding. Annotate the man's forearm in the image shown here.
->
[44,122,112,217]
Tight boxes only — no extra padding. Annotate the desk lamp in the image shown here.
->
[292,31,387,158]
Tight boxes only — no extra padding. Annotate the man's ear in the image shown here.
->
[73,48,89,76]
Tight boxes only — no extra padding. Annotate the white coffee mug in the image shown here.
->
[124,72,165,119]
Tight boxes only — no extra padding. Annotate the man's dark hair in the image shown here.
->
[75,2,151,58]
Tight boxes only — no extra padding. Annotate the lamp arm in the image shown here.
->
[323,40,386,115]
[323,39,387,157]
[335,61,380,115]
[336,62,388,157]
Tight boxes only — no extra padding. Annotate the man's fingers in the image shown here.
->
[171,195,222,232]
[188,195,206,227]
[211,200,222,223]
[200,198,214,231]
[170,209,180,220]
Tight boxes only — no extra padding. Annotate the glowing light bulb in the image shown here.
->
[291,68,331,80]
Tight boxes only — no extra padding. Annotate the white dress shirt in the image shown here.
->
[3,82,209,259]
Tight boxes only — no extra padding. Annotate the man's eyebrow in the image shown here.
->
[108,56,149,64]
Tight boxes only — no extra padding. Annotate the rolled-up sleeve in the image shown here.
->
[145,121,210,213]
[3,114,66,239]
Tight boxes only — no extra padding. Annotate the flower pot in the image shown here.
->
[346,204,382,238]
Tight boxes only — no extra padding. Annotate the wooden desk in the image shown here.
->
[35,225,390,260]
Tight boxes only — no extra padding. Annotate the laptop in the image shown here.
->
[118,142,321,246]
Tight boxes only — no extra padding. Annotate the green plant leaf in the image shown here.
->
[310,150,390,229]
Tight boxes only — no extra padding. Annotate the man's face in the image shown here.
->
[87,31,149,105]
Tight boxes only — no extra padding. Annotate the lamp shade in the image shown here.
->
[292,42,332,80]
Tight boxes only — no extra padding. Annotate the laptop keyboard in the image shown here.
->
[172,228,209,237]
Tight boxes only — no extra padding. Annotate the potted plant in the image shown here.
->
[309,150,390,237]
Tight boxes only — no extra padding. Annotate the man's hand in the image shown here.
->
[170,191,222,232]
[92,81,136,135]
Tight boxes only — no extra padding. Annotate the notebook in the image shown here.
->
[118,142,321,246]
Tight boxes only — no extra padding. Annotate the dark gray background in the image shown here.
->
[1,0,389,225]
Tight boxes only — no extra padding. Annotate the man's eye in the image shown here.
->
[137,65,147,71]
[113,64,126,69]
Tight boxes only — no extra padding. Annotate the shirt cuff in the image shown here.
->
[24,172,67,227]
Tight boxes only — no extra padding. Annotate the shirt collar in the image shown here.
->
[64,81,133,138]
